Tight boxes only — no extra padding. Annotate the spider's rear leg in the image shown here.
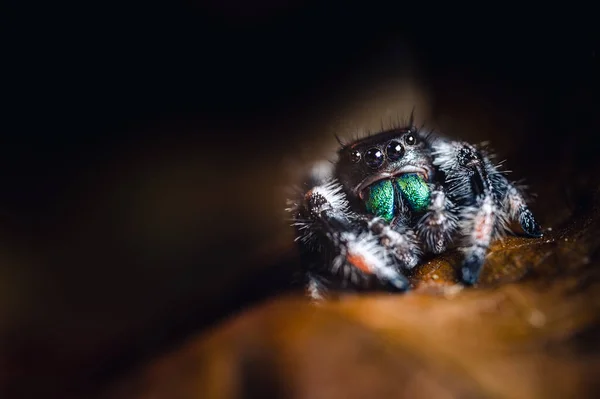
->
[290,180,410,293]
[502,184,543,238]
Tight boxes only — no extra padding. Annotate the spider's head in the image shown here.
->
[335,127,432,201]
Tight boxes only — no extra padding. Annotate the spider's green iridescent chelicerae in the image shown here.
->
[365,174,430,222]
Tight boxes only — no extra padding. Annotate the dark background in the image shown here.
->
[3,3,599,398]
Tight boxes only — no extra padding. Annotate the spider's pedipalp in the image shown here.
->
[416,185,459,254]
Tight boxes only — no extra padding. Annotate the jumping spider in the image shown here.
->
[287,115,542,300]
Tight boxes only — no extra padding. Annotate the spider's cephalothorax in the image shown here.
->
[287,116,543,300]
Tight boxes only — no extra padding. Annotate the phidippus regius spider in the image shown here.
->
[287,114,542,300]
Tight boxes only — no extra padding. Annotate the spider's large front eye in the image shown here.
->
[364,148,385,169]
[386,140,404,161]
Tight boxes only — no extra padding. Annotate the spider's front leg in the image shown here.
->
[432,140,542,285]
[364,215,422,271]
[289,179,412,299]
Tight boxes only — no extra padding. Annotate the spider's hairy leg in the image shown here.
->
[366,216,422,270]
[459,195,498,285]
[501,183,543,237]
[415,185,459,254]
[296,181,353,245]
[306,274,327,301]
[431,139,507,285]
[288,179,410,294]
[337,228,411,291]
[286,158,352,247]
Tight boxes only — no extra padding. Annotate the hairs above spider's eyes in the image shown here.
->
[364,148,385,169]
[386,140,404,161]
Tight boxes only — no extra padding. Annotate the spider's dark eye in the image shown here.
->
[349,149,361,163]
[405,132,418,146]
[364,148,385,169]
[386,140,404,161]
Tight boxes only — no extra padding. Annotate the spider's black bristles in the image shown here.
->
[334,134,346,147]
[341,108,425,148]
[389,107,419,131]
[421,127,436,144]
[408,105,416,127]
